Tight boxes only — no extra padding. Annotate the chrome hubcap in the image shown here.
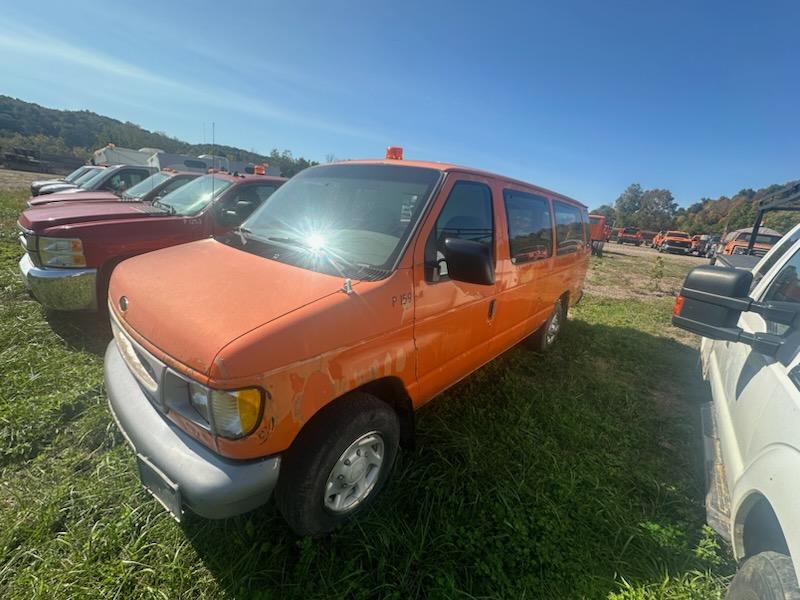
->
[324,431,385,514]
[546,307,561,345]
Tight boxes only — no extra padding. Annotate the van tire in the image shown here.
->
[275,392,400,536]
[528,299,565,353]
[726,551,800,600]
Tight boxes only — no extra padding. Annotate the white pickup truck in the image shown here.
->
[673,223,800,598]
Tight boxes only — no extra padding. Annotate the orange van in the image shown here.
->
[104,149,590,534]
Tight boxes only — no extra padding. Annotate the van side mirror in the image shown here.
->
[443,238,495,286]
[672,265,798,356]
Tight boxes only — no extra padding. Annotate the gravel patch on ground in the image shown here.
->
[0,168,61,192]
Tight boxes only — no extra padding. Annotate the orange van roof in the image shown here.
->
[332,159,587,208]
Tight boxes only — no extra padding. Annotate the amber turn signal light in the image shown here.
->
[672,295,685,316]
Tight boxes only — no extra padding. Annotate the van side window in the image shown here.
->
[762,249,800,335]
[503,189,552,263]
[553,201,585,255]
[426,181,493,281]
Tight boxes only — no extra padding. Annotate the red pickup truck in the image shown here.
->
[27,170,200,208]
[18,173,286,311]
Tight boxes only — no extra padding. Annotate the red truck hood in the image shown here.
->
[19,201,156,232]
[28,190,118,207]
[109,239,352,376]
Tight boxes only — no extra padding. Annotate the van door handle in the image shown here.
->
[488,299,496,320]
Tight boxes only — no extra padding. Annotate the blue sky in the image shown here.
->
[1,0,798,209]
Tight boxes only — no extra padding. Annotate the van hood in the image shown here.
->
[28,190,118,207]
[109,239,352,375]
[19,201,159,232]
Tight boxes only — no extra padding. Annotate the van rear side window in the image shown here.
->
[503,189,552,263]
[553,201,584,255]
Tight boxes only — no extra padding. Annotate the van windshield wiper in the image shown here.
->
[266,236,311,249]
[240,233,389,280]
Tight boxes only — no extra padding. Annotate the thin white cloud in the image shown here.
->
[0,22,383,142]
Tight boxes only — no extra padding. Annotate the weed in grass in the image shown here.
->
[651,257,665,293]
[0,189,734,599]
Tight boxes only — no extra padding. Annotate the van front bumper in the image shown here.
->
[104,341,281,520]
[19,253,97,310]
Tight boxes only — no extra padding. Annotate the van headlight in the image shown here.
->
[188,382,263,439]
[38,236,87,267]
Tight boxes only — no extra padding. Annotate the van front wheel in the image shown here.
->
[726,551,800,600]
[275,392,399,536]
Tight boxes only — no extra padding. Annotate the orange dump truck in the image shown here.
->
[104,149,590,534]
[588,214,607,256]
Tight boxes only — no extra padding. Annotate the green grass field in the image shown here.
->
[0,189,734,598]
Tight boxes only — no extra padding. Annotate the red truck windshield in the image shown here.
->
[123,172,171,200]
[160,175,233,215]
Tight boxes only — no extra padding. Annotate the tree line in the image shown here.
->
[0,95,318,177]
[593,182,799,234]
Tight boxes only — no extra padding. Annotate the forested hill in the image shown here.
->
[592,180,800,234]
[674,183,799,234]
[0,95,317,176]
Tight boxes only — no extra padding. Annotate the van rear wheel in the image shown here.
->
[275,392,399,536]
[726,551,800,600]
[528,299,565,353]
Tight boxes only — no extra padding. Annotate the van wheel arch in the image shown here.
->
[736,494,790,560]
[290,377,415,453]
[353,377,415,450]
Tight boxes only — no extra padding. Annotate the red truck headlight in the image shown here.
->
[38,236,87,267]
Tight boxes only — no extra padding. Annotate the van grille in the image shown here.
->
[110,310,166,406]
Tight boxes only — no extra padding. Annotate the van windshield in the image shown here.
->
[160,174,232,215]
[240,164,441,279]
[623,227,638,234]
